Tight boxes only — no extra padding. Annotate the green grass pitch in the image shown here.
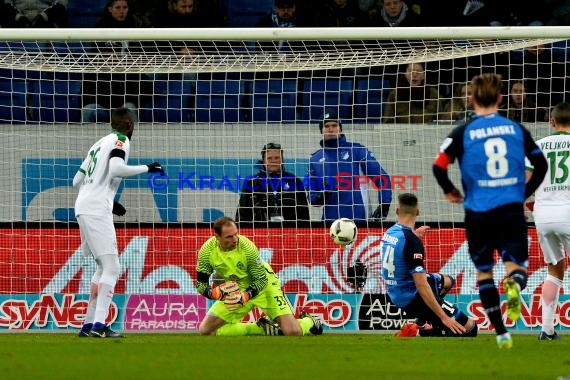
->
[0,333,568,380]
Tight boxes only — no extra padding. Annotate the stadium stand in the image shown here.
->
[67,0,107,28]
[299,77,354,121]
[28,73,82,123]
[0,70,27,123]
[222,0,274,27]
[250,78,298,122]
[353,77,392,122]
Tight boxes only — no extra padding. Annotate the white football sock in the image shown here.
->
[84,282,98,325]
[541,275,562,335]
[93,281,114,325]
[92,254,120,326]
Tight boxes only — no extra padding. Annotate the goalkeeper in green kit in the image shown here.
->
[195,216,323,336]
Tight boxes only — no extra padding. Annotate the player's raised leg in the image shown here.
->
[503,262,528,323]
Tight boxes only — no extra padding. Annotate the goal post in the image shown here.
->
[0,27,568,333]
[0,26,567,73]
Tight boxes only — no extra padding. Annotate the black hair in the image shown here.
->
[261,142,283,160]
[111,107,134,137]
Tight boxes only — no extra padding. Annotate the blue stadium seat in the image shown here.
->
[28,73,82,123]
[299,78,354,121]
[0,77,27,123]
[353,78,392,122]
[150,79,195,123]
[550,39,570,61]
[251,78,297,122]
[67,0,107,8]
[66,0,106,28]
[0,41,46,54]
[49,41,91,56]
[224,0,274,27]
[196,79,245,123]
[67,9,100,28]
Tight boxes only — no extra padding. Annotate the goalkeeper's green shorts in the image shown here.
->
[209,280,293,323]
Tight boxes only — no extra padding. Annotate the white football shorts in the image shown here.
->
[535,222,570,265]
[77,214,118,258]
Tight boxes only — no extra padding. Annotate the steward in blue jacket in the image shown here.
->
[308,113,392,222]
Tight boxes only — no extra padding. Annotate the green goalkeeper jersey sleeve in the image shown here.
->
[195,235,268,296]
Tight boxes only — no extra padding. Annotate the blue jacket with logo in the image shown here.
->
[308,134,392,221]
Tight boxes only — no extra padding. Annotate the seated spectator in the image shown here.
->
[326,0,369,27]
[488,0,548,26]
[295,0,333,26]
[151,0,210,96]
[371,0,424,27]
[257,0,298,27]
[452,49,510,93]
[383,62,440,124]
[92,0,146,55]
[511,44,566,116]
[421,0,494,26]
[81,0,152,123]
[153,0,204,55]
[256,0,307,52]
[500,80,547,123]
[358,0,380,23]
[438,82,474,123]
[1,0,67,27]
[236,143,310,223]
[81,71,151,123]
[96,0,144,27]
[127,0,162,27]
[544,0,570,25]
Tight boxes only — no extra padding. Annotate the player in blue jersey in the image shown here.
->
[433,73,547,348]
[381,193,478,338]
[308,111,392,222]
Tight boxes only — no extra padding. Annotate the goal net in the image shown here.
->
[0,27,567,333]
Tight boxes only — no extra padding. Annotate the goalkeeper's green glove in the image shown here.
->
[211,281,239,301]
[223,290,251,311]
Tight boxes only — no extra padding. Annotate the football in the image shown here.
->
[330,218,357,246]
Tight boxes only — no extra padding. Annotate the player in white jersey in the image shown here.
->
[73,107,164,338]
[526,102,570,341]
